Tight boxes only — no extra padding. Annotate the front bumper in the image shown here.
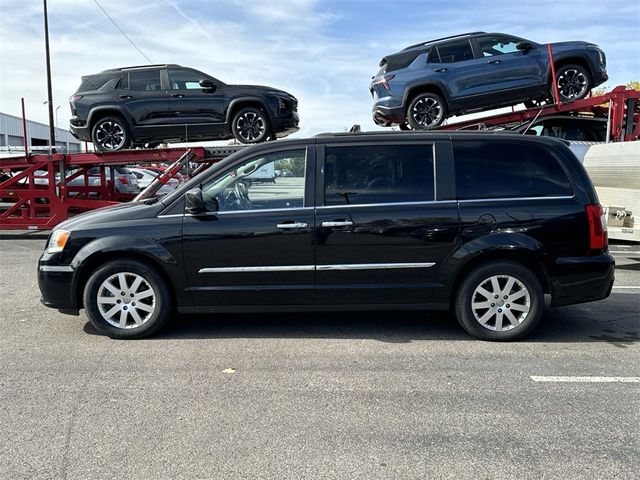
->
[271,112,300,138]
[38,261,79,312]
[549,253,615,307]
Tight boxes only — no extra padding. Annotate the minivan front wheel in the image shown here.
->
[553,64,591,102]
[455,261,544,341]
[231,107,271,144]
[83,259,172,339]
[407,93,446,130]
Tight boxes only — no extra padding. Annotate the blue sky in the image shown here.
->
[0,0,638,138]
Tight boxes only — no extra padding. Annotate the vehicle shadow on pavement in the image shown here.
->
[82,292,639,345]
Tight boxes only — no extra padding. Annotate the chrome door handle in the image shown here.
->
[321,220,353,227]
[487,59,502,64]
[434,68,448,72]
[172,93,184,98]
[276,222,308,229]
[119,95,132,99]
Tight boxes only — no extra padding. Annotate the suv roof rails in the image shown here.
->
[402,31,486,51]
[102,64,181,73]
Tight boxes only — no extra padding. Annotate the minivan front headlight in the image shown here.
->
[47,229,70,253]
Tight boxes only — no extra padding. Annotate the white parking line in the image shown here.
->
[611,286,640,289]
[610,251,640,255]
[531,376,640,383]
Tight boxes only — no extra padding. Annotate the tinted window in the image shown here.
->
[117,73,129,90]
[454,141,573,199]
[324,145,434,206]
[436,40,474,63]
[202,150,306,212]
[168,69,206,90]
[77,74,115,92]
[129,70,162,91]
[478,36,520,56]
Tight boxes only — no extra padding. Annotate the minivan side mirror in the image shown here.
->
[185,188,206,214]
[516,41,532,52]
[199,79,216,90]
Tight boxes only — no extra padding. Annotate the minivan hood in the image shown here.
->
[55,201,162,232]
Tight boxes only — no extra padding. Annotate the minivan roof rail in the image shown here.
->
[402,32,486,51]
[102,64,181,72]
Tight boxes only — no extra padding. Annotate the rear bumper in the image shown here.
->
[372,104,405,126]
[549,253,614,307]
[69,121,91,142]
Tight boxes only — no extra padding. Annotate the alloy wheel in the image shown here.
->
[411,97,443,128]
[96,272,156,329]
[470,275,531,332]
[557,69,588,100]
[94,121,126,150]
[235,111,266,142]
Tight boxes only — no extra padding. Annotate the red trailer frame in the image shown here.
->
[435,86,640,142]
[0,146,244,230]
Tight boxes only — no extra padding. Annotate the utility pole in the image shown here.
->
[43,0,56,153]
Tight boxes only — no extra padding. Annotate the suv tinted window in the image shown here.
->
[324,145,434,206]
[436,40,474,63]
[477,36,520,56]
[454,141,573,200]
[168,69,205,90]
[77,75,115,92]
[129,70,162,91]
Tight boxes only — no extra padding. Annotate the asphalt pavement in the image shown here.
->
[0,235,638,479]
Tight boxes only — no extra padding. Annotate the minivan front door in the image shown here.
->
[181,147,315,307]
[314,141,459,306]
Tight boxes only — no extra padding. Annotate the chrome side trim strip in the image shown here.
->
[40,265,74,272]
[317,262,435,271]
[457,195,575,203]
[198,262,435,273]
[316,200,455,210]
[199,265,315,273]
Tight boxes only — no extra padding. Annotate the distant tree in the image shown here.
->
[592,80,639,97]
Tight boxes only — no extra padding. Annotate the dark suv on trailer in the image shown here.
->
[38,132,613,341]
[371,32,608,129]
[68,64,299,151]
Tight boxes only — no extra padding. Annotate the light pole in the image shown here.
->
[43,0,56,153]
[55,105,60,130]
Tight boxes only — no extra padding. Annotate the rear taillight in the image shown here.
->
[585,204,607,250]
[371,75,395,90]
[117,175,129,186]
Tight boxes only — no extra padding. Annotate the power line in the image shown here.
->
[92,0,153,64]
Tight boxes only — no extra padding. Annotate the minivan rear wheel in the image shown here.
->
[91,116,131,152]
[83,259,172,339]
[455,261,544,341]
[407,93,446,130]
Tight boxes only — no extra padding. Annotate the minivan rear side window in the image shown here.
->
[454,141,573,200]
[324,145,434,206]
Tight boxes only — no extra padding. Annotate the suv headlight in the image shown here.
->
[47,229,70,253]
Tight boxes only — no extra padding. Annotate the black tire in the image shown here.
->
[231,107,271,144]
[91,116,131,152]
[524,97,550,109]
[553,64,592,103]
[454,261,544,341]
[83,259,173,339]
[406,93,447,130]
[398,122,412,131]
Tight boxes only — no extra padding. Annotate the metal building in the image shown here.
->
[0,111,82,156]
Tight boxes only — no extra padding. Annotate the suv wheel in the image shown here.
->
[83,259,172,339]
[455,261,544,341]
[231,107,271,144]
[91,116,131,152]
[407,93,446,130]
[554,64,591,102]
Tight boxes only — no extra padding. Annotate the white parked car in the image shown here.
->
[130,168,180,196]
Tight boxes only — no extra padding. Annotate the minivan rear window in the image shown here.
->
[324,144,435,206]
[454,141,573,200]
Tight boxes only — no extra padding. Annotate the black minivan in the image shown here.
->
[38,133,614,341]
